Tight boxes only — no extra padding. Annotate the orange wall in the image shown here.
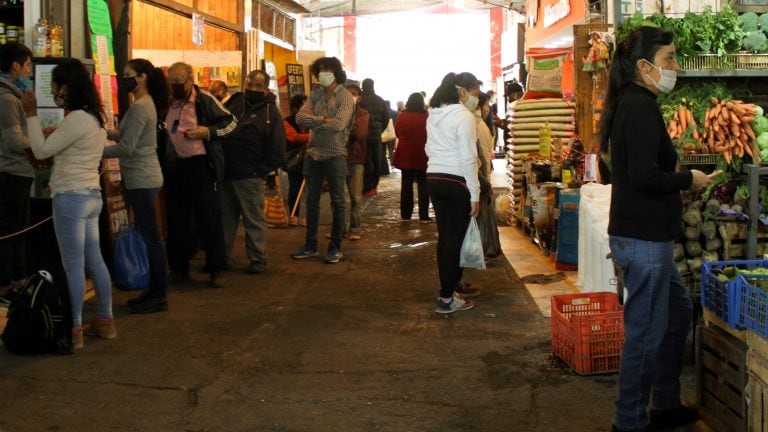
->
[526,0,586,47]
[132,1,239,51]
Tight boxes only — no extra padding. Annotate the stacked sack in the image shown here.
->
[505,98,576,219]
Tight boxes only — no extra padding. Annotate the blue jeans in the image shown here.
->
[609,235,692,430]
[303,156,348,250]
[124,188,167,298]
[52,189,112,329]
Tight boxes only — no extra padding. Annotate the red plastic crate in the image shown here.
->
[551,291,624,375]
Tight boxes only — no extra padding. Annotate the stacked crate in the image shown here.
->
[505,98,576,223]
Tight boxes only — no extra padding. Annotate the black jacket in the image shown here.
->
[607,83,693,241]
[360,91,390,140]
[222,91,286,181]
[158,86,237,173]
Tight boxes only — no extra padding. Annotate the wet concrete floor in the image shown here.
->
[0,173,700,432]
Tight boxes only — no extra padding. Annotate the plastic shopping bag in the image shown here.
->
[460,217,486,270]
[113,224,150,290]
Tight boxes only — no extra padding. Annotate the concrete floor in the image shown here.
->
[0,167,703,432]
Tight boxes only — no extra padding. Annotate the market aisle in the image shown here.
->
[0,170,699,432]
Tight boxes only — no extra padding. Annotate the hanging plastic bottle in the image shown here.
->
[49,24,63,57]
[32,19,48,58]
[539,121,552,159]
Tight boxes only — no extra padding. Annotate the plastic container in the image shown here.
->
[551,291,624,375]
[32,19,48,57]
[737,273,768,337]
[48,24,62,57]
[701,259,768,328]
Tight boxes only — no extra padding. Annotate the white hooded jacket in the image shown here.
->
[425,103,480,202]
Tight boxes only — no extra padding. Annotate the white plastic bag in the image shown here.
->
[460,217,486,269]
[381,119,396,142]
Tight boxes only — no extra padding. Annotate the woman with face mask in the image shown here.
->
[103,58,171,315]
[26,59,114,349]
[600,27,718,432]
[427,72,482,314]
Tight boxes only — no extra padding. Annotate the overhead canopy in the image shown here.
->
[291,0,509,16]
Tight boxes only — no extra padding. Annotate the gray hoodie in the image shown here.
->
[0,76,33,177]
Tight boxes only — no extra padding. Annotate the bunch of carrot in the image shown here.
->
[666,97,758,164]
[701,97,757,164]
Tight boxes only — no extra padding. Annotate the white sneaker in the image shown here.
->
[434,296,474,314]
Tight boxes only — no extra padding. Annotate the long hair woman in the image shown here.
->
[104,58,170,314]
[393,92,430,222]
[600,26,716,431]
[427,72,481,314]
[28,59,114,349]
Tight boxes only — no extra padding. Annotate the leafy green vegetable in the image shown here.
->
[758,132,768,150]
[755,116,768,135]
[742,31,768,52]
[740,12,760,32]
[759,13,768,31]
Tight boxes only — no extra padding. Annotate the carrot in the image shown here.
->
[744,141,754,157]
[723,150,732,165]
[739,133,749,143]
[687,109,696,126]
[714,105,722,118]
[711,96,720,105]
[742,116,755,123]
[730,112,741,125]
[708,133,715,148]
[721,106,730,122]
[744,123,756,141]
[732,104,746,116]
[732,124,741,137]
[679,106,688,130]
[693,128,700,141]
[727,101,735,110]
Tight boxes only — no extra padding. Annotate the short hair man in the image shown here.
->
[209,80,232,104]
[219,69,285,274]
[360,78,390,196]
[162,61,237,287]
[291,57,355,263]
[0,42,35,296]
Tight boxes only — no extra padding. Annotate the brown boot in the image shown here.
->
[72,327,84,350]
[87,316,117,339]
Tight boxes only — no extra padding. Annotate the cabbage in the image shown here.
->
[762,148,768,162]
[758,132,768,150]
[756,105,765,116]
[754,115,768,135]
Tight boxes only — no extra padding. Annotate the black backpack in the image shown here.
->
[1,271,73,355]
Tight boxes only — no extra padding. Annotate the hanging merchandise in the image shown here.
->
[539,121,552,158]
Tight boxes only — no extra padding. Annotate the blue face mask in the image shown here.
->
[0,73,30,92]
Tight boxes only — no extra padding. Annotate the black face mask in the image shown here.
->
[245,90,266,105]
[119,76,138,94]
[171,83,189,100]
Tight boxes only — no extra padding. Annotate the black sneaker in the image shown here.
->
[129,296,168,314]
[649,405,698,430]
[247,261,266,274]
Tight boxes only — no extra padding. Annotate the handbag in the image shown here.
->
[381,118,396,142]
[460,217,486,269]
[282,146,305,173]
[265,177,289,227]
[113,224,150,290]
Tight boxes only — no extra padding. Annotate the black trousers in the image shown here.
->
[363,138,383,191]
[164,156,226,275]
[288,170,304,218]
[427,173,471,299]
[400,169,430,220]
[0,173,32,285]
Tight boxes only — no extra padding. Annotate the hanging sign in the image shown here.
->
[543,0,571,28]
[285,63,305,97]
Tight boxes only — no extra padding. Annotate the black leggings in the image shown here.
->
[427,173,470,299]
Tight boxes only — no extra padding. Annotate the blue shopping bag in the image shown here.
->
[113,224,149,290]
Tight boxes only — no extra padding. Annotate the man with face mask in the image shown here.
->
[0,42,37,297]
[218,70,285,274]
[291,56,355,264]
[162,62,237,288]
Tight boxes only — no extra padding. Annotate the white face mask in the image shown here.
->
[464,95,479,111]
[644,60,676,93]
[318,72,335,88]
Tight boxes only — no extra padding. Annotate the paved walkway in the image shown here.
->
[0,167,701,432]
